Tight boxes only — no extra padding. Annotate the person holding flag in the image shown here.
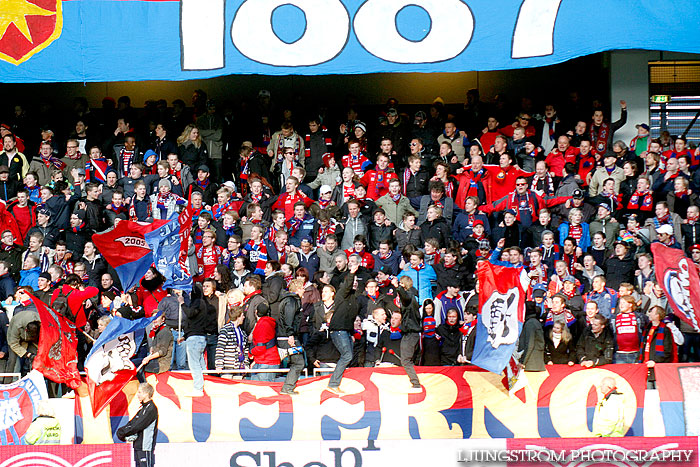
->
[85,312,162,415]
[471,260,529,374]
[85,146,111,184]
[50,274,99,330]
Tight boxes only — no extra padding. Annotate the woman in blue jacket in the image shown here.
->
[398,250,436,306]
[558,207,590,251]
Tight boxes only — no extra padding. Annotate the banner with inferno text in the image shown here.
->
[74,366,646,443]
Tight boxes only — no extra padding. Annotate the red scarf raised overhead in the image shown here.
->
[627,190,654,211]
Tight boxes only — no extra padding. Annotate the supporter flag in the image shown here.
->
[29,293,81,389]
[502,353,529,397]
[84,314,159,417]
[144,210,193,292]
[651,243,700,331]
[92,220,168,292]
[0,370,49,445]
[471,261,529,374]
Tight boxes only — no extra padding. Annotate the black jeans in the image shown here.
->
[205,333,218,370]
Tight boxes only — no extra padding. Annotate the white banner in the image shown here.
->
[157,439,507,467]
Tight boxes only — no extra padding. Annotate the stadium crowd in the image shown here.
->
[0,88,697,395]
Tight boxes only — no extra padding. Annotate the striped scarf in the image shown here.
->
[120,148,135,177]
[128,197,152,221]
[640,321,669,362]
[316,222,335,246]
[653,213,671,230]
[545,309,576,327]
[402,168,421,196]
[266,224,283,243]
[213,197,235,221]
[40,154,65,170]
[240,155,250,181]
[531,173,554,195]
[460,320,475,336]
[87,159,110,183]
[245,240,268,275]
[627,190,654,211]
[107,203,128,215]
[234,325,246,362]
[422,316,437,338]
[287,215,309,237]
[304,127,332,158]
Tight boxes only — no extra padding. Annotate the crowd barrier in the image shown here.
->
[4,365,699,447]
[0,437,698,467]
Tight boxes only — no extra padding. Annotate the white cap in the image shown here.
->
[320,185,333,194]
[657,224,673,236]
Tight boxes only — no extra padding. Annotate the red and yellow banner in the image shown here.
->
[75,365,646,443]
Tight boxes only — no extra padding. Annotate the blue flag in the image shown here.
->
[471,262,529,374]
[84,314,160,416]
[144,212,193,292]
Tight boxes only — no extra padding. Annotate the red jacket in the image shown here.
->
[0,202,22,245]
[361,170,397,200]
[577,152,597,186]
[50,285,99,328]
[454,167,492,208]
[486,165,534,203]
[545,146,579,177]
[479,130,502,152]
[272,190,313,219]
[344,248,374,269]
[482,190,569,223]
[250,316,280,365]
[7,202,36,242]
[136,283,167,318]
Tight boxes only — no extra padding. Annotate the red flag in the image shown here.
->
[87,367,137,417]
[178,208,193,272]
[92,219,168,292]
[29,293,82,389]
[651,243,700,331]
[471,262,529,374]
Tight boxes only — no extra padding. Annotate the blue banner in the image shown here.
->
[1,0,699,83]
[144,212,192,292]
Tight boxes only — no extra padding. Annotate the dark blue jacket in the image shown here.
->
[0,273,15,302]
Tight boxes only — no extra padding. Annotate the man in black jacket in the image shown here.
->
[393,276,422,391]
[117,382,159,467]
[277,280,306,395]
[327,262,360,393]
[180,286,216,397]
[576,313,614,367]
